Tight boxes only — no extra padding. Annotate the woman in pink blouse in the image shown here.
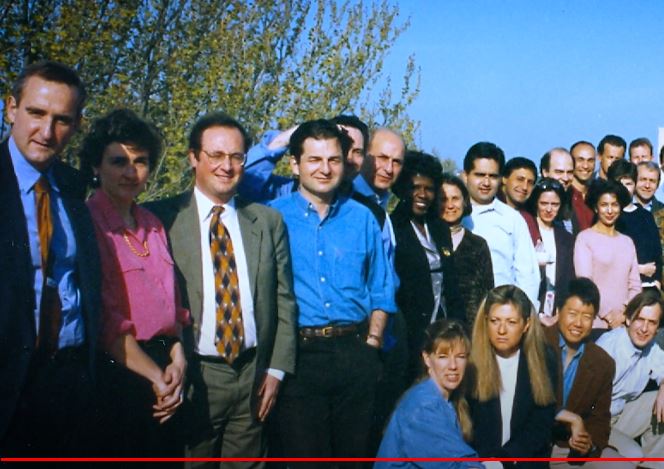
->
[81,109,189,456]
[574,180,641,333]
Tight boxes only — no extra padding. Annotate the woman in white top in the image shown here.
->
[526,178,575,322]
[468,285,557,467]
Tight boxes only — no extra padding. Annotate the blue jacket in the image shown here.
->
[376,378,481,468]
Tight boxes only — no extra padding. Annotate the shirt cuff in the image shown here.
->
[267,368,285,381]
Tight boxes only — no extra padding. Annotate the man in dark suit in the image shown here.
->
[146,112,297,467]
[0,61,101,455]
[543,278,620,463]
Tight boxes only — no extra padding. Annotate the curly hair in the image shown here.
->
[392,150,443,217]
[79,108,163,187]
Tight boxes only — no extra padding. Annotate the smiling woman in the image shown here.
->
[573,179,642,331]
[80,109,189,457]
[391,151,464,385]
[375,320,480,467]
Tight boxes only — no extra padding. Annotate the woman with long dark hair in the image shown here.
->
[526,178,575,321]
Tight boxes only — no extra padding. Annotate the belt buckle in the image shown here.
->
[320,326,334,338]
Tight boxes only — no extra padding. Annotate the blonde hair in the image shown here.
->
[422,320,473,441]
[469,285,555,406]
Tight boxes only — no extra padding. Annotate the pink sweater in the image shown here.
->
[87,190,190,350]
[573,228,641,328]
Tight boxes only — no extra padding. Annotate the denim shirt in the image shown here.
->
[559,333,586,407]
[270,192,396,326]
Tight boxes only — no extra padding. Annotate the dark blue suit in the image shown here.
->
[0,140,100,453]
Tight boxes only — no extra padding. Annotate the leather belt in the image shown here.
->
[299,322,364,339]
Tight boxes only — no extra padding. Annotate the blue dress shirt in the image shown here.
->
[270,192,396,326]
[9,137,85,348]
[558,333,585,407]
[238,130,295,203]
[376,378,481,468]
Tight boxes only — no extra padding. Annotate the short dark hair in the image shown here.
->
[526,177,566,221]
[441,173,472,218]
[540,148,573,175]
[629,137,653,157]
[598,134,626,155]
[188,111,251,153]
[660,145,664,164]
[79,108,163,187]
[504,157,537,179]
[625,289,664,325]
[586,178,631,211]
[570,140,596,154]
[392,151,443,217]
[331,114,369,154]
[463,142,505,174]
[607,158,637,183]
[289,119,351,162]
[556,277,600,314]
[12,60,87,116]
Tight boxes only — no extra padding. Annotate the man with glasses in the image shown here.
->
[146,112,297,466]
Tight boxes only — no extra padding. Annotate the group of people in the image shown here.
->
[2,59,664,469]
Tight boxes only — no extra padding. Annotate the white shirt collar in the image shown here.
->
[193,186,237,222]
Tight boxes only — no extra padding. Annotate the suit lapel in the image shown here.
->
[169,192,204,325]
[566,345,595,408]
[236,200,261,300]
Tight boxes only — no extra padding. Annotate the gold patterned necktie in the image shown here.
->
[34,176,61,354]
[209,206,244,363]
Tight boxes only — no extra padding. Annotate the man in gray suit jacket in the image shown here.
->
[146,112,297,467]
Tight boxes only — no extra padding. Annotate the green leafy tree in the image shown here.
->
[1,0,420,200]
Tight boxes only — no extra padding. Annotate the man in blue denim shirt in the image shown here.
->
[270,119,397,463]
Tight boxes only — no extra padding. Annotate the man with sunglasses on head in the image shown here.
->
[146,112,297,466]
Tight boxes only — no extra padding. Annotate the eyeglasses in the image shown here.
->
[199,149,246,167]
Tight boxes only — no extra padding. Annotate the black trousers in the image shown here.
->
[1,346,95,457]
[274,331,381,467]
[95,337,185,459]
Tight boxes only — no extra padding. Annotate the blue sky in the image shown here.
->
[381,0,664,169]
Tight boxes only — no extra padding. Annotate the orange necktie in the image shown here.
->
[34,176,61,354]
[209,206,244,363]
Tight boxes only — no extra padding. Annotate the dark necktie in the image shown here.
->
[209,206,244,363]
[34,176,61,354]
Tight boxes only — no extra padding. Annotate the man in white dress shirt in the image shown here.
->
[461,141,540,308]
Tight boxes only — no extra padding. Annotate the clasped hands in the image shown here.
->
[151,360,186,424]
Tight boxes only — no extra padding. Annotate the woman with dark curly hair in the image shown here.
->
[81,109,189,456]
[574,179,641,332]
[391,151,463,384]
[440,173,494,330]
[525,178,575,321]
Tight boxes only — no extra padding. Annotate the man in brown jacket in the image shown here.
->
[544,278,630,467]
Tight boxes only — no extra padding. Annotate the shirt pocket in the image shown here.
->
[332,248,365,291]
